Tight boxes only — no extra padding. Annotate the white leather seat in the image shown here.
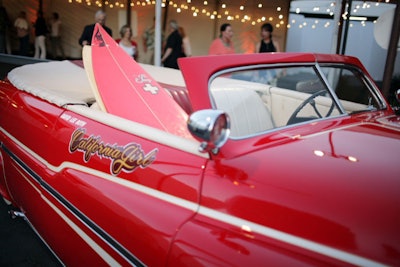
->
[8,60,94,106]
[212,88,275,137]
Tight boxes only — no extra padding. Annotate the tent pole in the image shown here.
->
[154,0,162,66]
[340,0,352,55]
[334,0,346,54]
[126,0,131,26]
[381,2,400,98]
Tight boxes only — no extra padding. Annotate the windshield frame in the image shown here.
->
[207,62,386,140]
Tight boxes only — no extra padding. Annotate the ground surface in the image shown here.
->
[0,199,62,266]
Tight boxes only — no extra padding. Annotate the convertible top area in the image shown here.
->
[7,60,187,108]
[6,60,204,157]
[8,60,94,106]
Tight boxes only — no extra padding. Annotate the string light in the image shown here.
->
[65,0,286,27]
[66,0,396,29]
[289,0,396,29]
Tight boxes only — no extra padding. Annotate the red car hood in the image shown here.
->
[295,120,400,172]
[244,118,400,264]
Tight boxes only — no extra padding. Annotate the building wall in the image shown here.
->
[286,11,400,81]
[2,0,397,82]
[2,0,289,62]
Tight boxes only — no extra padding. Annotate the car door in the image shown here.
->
[2,86,207,266]
[0,88,61,208]
[43,107,207,266]
[167,137,333,267]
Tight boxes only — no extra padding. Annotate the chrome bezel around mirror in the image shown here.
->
[396,89,400,103]
[187,109,230,154]
[393,89,400,115]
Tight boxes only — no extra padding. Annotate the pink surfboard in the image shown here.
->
[83,23,191,138]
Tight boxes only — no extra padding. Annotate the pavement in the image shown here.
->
[0,199,62,266]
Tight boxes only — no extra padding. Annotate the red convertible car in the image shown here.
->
[0,32,399,266]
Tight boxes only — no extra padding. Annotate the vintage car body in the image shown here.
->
[0,51,399,266]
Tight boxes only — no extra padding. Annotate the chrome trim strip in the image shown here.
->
[0,138,145,267]
[14,167,119,266]
[198,206,388,267]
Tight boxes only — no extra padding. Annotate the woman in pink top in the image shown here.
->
[208,23,235,55]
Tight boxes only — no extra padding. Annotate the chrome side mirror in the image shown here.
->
[187,109,230,154]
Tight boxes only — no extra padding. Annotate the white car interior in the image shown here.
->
[7,60,376,141]
[209,66,377,138]
[7,60,205,157]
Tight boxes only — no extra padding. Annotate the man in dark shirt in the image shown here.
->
[161,20,185,70]
[79,10,112,46]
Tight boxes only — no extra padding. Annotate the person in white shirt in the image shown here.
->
[49,12,65,59]
[14,11,29,56]
[117,25,138,61]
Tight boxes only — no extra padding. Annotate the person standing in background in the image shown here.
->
[79,10,112,46]
[0,5,10,54]
[178,26,191,57]
[161,20,185,69]
[49,12,65,59]
[14,11,29,56]
[208,23,235,55]
[33,10,48,59]
[254,23,281,83]
[255,23,280,53]
[117,24,138,61]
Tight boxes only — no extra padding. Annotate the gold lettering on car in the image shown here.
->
[69,128,158,176]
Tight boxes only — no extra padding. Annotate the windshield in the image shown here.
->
[209,64,381,138]
[319,65,383,113]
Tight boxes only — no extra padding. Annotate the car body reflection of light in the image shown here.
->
[313,131,359,162]
[313,149,358,163]
[241,225,252,233]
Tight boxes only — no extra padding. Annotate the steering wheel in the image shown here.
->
[287,90,335,125]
